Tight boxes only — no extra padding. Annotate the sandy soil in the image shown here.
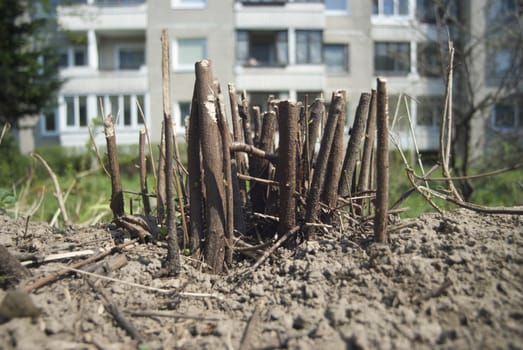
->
[0,209,522,350]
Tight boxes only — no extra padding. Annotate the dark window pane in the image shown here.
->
[66,96,75,126]
[74,48,85,66]
[79,96,87,126]
[119,48,145,69]
[276,31,288,65]
[493,102,516,128]
[324,44,348,72]
[372,0,379,14]
[374,42,410,75]
[44,111,56,131]
[237,31,249,65]
[296,30,322,64]
[179,102,191,126]
[124,96,131,126]
[109,95,119,117]
[59,51,68,67]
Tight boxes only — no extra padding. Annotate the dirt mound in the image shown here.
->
[0,209,522,349]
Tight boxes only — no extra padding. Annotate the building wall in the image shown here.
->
[147,0,235,141]
[25,0,521,161]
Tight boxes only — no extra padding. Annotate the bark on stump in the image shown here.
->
[195,60,227,273]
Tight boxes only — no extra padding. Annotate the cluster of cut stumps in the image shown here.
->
[103,31,391,275]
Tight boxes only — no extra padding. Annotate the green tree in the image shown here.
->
[0,0,62,127]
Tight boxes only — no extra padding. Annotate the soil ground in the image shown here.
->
[0,209,522,350]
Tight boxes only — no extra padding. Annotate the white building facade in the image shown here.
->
[33,0,521,158]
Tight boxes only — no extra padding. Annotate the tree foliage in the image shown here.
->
[0,0,62,126]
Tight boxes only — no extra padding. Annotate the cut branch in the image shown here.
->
[339,92,370,197]
[374,78,390,244]
[230,142,278,164]
[161,29,181,275]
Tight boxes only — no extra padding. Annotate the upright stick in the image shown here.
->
[374,78,389,244]
[339,92,371,197]
[277,101,298,242]
[187,85,204,255]
[322,91,347,213]
[139,129,151,216]
[161,30,181,275]
[357,89,377,215]
[195,59,227,273]
[103,114,124,219]
[304,91,344,239]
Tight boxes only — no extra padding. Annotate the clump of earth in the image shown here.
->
[0,209,522,349]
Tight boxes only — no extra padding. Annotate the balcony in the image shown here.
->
[239,0,322,4]
[235,0,324,29]
[236,64,325,91]
[94,0,145,6]
[57,0,147,31]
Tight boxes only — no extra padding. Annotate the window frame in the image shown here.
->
[323,43,349,73]
[115,45,145,70]
[373,0,410,16]
[173,38,208,72]
[491,99,519,131]
[325,0,349,15]
[236,30,289,67]
[171,0,207,9]
[295,30,323,65]
[59,46,87,68]
[98,94,147,128]
[41,109,59,136]
[417,41,445,77]
[415,96,444,128]
[62,95,89,129]
[374,41,411,76]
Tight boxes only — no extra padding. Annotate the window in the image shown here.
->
[417,42,444,77]
[487,0,520,21]
[79,96,87,127]
[42,110,57,134]
[64,96,88,128]
[296,31,322,64]
[323,44,349,73]
[174,38,207,71]
[416,0,458,23]
[373,0,409,16]
[66,96,75,126]
[416,96,443,127]
[236,30,288,67]
[325,0,347,12]
[488,47,513,78]
[491,100,518,130]
[123,96,132,126]
[118,47,145,70]
[59,47,86,68]
[171,0,206,9]
[98,94,147,127]
[95,0,145,5]
[374,42,410,75]
[177,102,192,130]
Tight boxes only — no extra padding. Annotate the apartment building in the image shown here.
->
[28,0,521,159]
[35,0,149,148]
